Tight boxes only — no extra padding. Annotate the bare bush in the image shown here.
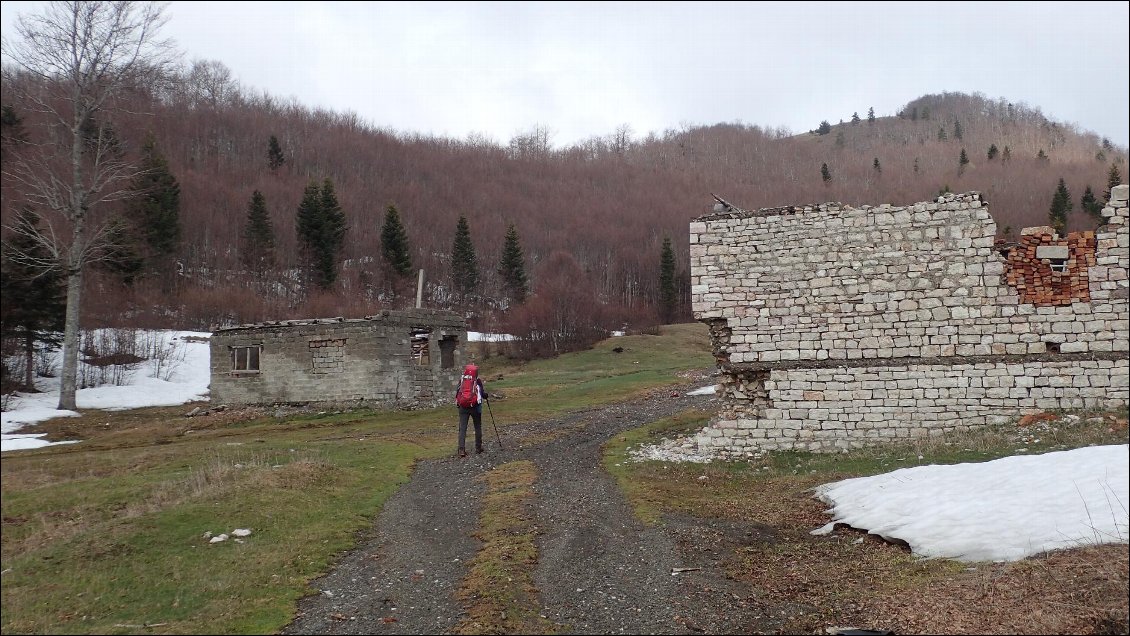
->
[34,341,58,378]
[139,330,186,381]
[78,328,142,388]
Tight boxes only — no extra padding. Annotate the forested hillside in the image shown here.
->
[2,60,1125,353]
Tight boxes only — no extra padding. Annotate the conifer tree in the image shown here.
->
[0,104,27,163]
[1106,164,1123,201]
[1080,186,1103,221]
[659,236,677,324]
[867,107,876,123]
[851,112,860,124]
[127,132,181,277]
[953,120,963,140]
[958,148,969,173]
[450,215,479,304]
[97,218,145,284]
[816,120,832,135]
[267,134,285,171]
[380,204,413,289]
[821,162,832,183]
[295,181,325,289]
[318,178,347,287]
[937,126,947,141]
[873,157,881,174]
[498,223,529,305]
[295,180,347,290]
[987,144,999,161]
[1049,178,1072,235]
[241,190,275,274]
[1037,149,1048,161]
[913,157,920,174]
[0,210,66,391]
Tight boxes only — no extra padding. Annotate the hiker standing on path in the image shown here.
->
[455,363,487,457]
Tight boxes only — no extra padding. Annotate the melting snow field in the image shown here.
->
[811,444,1129,562]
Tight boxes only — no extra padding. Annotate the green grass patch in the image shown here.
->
[603,408,715,524]
[482,323,713,419]
[1,323,714,634]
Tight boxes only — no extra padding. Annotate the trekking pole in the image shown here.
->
[485,396,503,451]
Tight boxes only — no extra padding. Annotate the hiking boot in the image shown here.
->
[458,449,467,458]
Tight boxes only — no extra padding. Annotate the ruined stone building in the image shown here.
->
[690,186,1129,455]
[209,309,467,406]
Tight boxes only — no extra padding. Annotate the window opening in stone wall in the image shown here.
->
[230,345,261,374]
[411,328,432,365]
[439,335,458,369]
[1035,244,1069,273]
[1045,341,1061,353]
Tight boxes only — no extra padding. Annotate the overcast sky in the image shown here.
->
[2,1,1128,147]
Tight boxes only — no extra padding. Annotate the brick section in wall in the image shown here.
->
[309,338,346,374]
[1003,230,1095,306]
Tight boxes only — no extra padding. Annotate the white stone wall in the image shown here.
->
[690,186,1130,454]
[695,360,1129,455]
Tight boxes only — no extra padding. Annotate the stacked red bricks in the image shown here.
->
[1004,230,1096,306]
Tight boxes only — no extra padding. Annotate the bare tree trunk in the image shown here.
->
[23,332,35,392]
[58,267,83,410]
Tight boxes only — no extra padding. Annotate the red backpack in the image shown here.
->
[456,364,481,408]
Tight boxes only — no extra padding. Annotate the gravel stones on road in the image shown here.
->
[283,382,766,635]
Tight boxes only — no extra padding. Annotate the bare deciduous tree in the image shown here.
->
[507,124,554,160]
[1,1,176,410]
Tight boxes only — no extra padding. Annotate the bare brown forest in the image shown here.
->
[2,63,1125,351]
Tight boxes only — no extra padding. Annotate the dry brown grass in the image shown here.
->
[612,410,1130,635]
[855,544,1129,635]
[455,460,558,635]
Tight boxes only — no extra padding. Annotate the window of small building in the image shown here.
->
[440,335,458,369]
[411,328,432,365]
[230,345,261,374]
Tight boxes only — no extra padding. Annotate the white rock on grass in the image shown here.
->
[232,528,252,537]
[209,533,229,543]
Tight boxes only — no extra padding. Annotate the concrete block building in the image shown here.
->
[209,309,467,407]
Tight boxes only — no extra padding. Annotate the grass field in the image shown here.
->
[4,321,1127,634]
[0,324,713,635]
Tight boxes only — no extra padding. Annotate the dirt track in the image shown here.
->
[281,382,777,635]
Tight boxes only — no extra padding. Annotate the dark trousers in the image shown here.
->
[458,406,483,451]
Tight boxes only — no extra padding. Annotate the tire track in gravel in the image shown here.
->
[282,380,771,635]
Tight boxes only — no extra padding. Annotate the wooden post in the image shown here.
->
[416,269,424,309]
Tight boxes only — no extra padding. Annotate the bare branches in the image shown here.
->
[1,1,177,411]
[3,2,177,126]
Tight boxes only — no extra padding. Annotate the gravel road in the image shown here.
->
[282,380,777,635]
